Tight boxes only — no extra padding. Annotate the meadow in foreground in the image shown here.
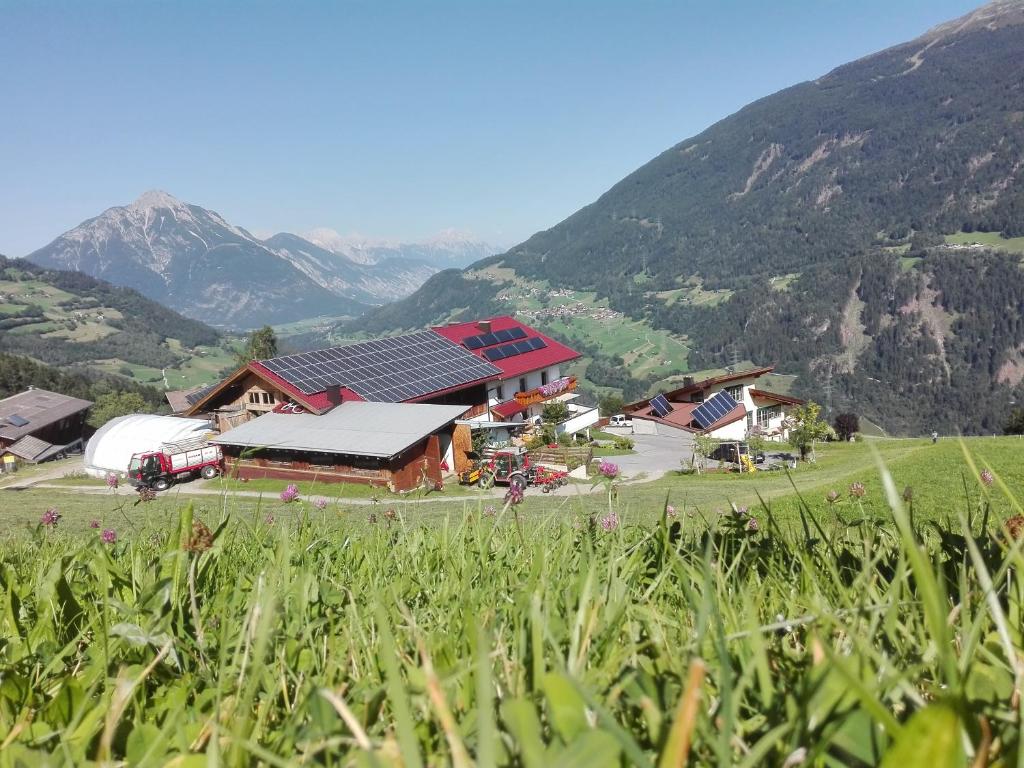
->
[0,442,1022,766]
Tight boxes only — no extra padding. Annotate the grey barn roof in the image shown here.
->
[211,402,467,458]
[0,389,93,442]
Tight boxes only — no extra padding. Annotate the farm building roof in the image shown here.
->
[166,383,219,414]
[433,316,580,379]
[2,435,68,462]
[0,388,92,442]
[211,402,467,458]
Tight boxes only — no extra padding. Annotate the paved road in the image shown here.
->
[613,432,693,481]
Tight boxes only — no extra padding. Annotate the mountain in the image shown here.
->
[25,191,366,328]
[262,232,438,304]
[349,0,1024,435]
[0,252,221,375]
[303,228,495,269]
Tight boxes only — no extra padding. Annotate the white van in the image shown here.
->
[608,414,633,430]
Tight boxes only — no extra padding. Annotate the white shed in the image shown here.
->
[84,414,213,478]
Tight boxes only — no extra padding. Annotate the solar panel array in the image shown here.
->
[690,391,739,429]
[5,414,29,427]
[650,394,673,418]
[482,337,547,362]
[463,326,528,350]
[261,331,501,402]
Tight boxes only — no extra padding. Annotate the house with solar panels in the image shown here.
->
[0,388,93,470]
[180,318,585,491]
[181,329,504,491]
[624,367,804,441]
[433,317,593,433]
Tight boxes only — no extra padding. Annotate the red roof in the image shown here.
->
[492,399,527,419]
[433,316,580,379]
[749,389,805,406]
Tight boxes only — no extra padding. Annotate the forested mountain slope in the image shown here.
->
[351,1,1024,435]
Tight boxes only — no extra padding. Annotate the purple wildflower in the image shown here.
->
[313,497,328,510]
[665,504,677,518]
[279,484,299,503]
[849,482,866,499]
[731,504,748,517]
[505,483,525,505]
[89,519,100,529]
[105,472,119,489]
[980,469,994,487]
[600,512,619,532]
[825,489,840,504]
[746,517,759,533]
[40,508,61,527]
[100,528,117,545]
[598,460,619,479]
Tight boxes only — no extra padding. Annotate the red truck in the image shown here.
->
[128,437,223,491]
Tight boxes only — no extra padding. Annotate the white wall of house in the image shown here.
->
[707,417,747,441]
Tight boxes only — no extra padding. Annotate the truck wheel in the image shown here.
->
[509,475,527,493]
[152,478,171,492]
[201,465,219,479]
[478,473,494,489]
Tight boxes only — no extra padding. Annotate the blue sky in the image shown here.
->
[1,0,979,255]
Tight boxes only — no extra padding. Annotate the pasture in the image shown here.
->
[1,437,1022,765]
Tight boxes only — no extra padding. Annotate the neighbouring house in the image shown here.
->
[210,402,466,492]
[433,316,596,437]
[165,384,218,415]
[625,366,804,441]
[181,320,580,486]
[0,388,93,469]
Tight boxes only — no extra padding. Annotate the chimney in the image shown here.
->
[476,320,492,333]
[325,385,343,407]
[683,376,695,388]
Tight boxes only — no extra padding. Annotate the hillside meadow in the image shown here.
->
[0,437,1022,765]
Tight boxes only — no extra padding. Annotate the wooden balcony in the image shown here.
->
[514,376,577,407]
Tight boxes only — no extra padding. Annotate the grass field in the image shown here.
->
[944,230,1024,254]
[1,436,1021,765]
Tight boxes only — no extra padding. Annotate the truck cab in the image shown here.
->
[128,452,172,490]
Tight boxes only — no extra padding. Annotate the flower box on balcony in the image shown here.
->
[515,376,577,406]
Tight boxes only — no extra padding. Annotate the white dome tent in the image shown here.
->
[84,414,213,478]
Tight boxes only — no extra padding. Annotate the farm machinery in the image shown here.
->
[459,449,570,493]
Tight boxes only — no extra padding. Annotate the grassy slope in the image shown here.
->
[944,230,1024,253]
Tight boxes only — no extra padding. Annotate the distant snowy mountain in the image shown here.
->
[262,232,437,305]
[23,191,466,328]
[302,227,495,269]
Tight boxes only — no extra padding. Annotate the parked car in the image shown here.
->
[608,414,634,430]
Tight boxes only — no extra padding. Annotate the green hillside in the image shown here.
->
[348,2,1024,435]
[0,255,237,391]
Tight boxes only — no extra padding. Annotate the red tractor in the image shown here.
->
[477,450,532,492]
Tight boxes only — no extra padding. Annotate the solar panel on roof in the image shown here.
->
[690,391,739,429]
[508,327,527,341]
[261,330,500,402]
[464,336,485,350]
[494,328,515,342]
[650,394,673,418]
[6,414,29,427]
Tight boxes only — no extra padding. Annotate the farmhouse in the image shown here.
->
[434,316,596,435]
[182,319,584,490]
[625,366,804,441]
[0,388,92,468]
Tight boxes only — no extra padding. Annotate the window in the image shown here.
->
[726,385,743,402]
[757,405,781,427]
[495,384,504,401]
[519,377,527,393]
[261,392,274,404]
[746,412,754,429]
[248,392,259,404]
[541,370,549,386]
